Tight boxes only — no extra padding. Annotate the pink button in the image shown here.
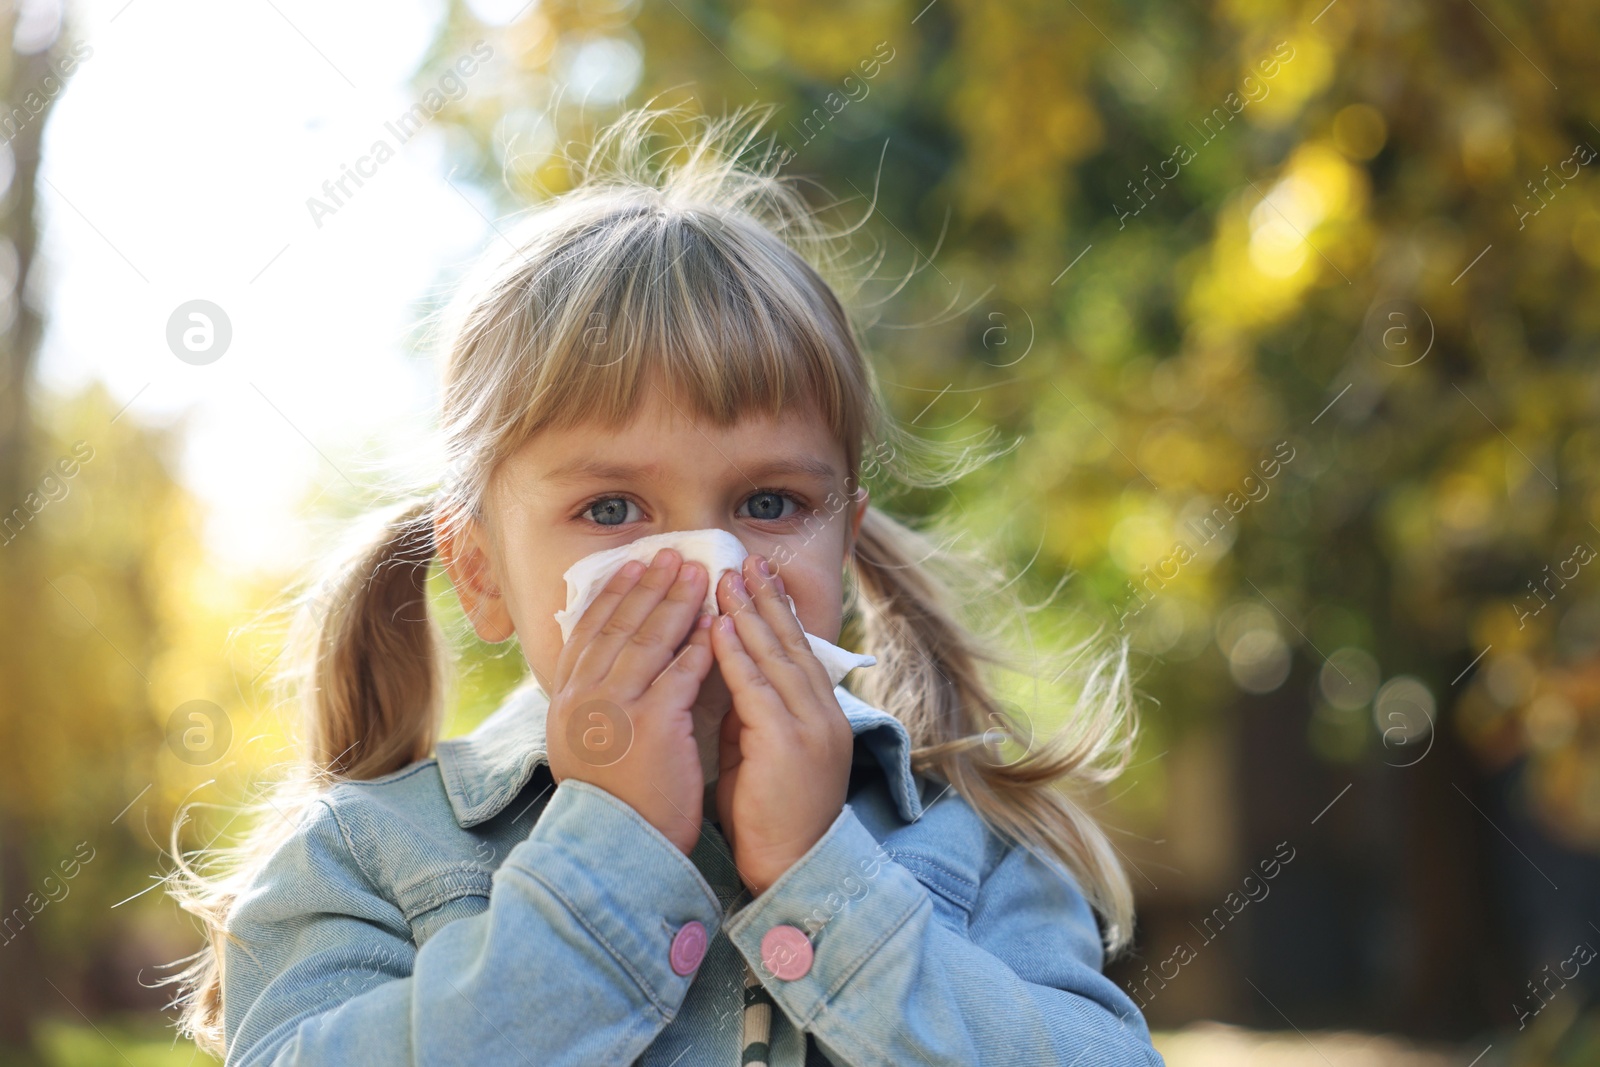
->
[670,920,708,975]
[760,924,813,980]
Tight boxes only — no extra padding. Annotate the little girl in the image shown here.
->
[167,107,1165,1066]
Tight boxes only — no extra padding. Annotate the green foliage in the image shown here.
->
[23,1016,218,1067]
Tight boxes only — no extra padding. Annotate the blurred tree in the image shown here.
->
[0,8,258,1055]
[0,380,232,1051]
[0,0,76,1045]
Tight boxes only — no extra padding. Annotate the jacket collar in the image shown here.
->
[435,680,925,829]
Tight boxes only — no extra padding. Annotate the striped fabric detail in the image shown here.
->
[739,957,775,1065]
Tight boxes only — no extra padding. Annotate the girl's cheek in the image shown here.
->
[777,571,833,632]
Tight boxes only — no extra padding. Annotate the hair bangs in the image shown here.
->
[499,196,868,476]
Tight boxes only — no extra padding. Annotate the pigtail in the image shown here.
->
[161,496,450,1056]
[847,505,1140,958]
[302,497,448,780]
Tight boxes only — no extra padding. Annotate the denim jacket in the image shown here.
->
[222,680,1164,1066]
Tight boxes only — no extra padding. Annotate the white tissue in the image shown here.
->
[553,529,876,686]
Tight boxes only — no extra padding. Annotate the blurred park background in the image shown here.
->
[3,0,1599,1063]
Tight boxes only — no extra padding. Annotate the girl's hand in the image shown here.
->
[546,547,717,856]
[711,553,854,898]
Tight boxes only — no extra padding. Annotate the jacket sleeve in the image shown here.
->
[720,803,1164,1067]
[223,779,726,1066]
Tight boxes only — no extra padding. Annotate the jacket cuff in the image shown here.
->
[503,778,725,1017]
[723,803,921,1028]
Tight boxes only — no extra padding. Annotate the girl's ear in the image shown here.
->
[436,511,516,643]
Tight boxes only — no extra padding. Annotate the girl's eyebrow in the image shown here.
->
[541,456,840,487]
[742,457,841,483]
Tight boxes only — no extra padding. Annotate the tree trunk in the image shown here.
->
[0,13,67,1049]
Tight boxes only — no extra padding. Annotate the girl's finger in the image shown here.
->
[573,551,700,698]
[723,559,832,710]
[647,611,717,706]
[554,556,646,690]
[709,610,792,727]
[715,566,816,720]
[553,556,652,687]
[743,555,833,697]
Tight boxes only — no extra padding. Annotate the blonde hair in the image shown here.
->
[162,105,1143,1058]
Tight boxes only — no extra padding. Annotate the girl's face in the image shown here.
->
[440,383,869,705]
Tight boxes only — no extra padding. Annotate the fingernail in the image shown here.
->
[755,556,773,578]
[731,574,748,600]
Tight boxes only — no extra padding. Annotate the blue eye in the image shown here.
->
[740,490,799,522]
[574,490,806,528]
[584,497,638,526]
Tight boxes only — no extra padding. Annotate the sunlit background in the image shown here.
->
[3,0,1597,1062]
